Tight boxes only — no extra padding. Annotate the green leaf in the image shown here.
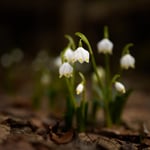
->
[65,97,75,129]
[92,83,103,101]
[76,101,88,132]
[110,89,132,124]
[76,106,83,131]
[84,102,88,124]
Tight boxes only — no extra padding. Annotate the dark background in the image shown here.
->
[0,0,150,73]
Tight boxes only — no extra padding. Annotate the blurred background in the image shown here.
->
[0,0,150,76]
[0,0,150,128]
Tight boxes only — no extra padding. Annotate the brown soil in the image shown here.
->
[0,74,150,150]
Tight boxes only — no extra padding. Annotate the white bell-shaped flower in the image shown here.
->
[64,48,74,63]
[97,38,113,54]
[59,62,73,78]
[73,47,89,63]
[120,54,135,69]
[115,81,126,94]
[76,83,84,95]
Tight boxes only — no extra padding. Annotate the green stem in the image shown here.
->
[105,54,110,85]
[80,87,86,132]
[82,81,86,119]
[111,74,120,84]
[65,78,76,129]
[66,78,76,108]
[121,43,134,56]
[75,32,103,89]
[79,72,86,117]
[104,54,112,127]
[90,48,103,89]
[104,26,109,38]
[103,84,112,127]
[65,34,76,50]
[104,101,112,127]
[71,64,75,92]
[77,72,86,132]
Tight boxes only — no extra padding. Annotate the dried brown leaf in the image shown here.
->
[0,125,10,143]
[49,130,74,144]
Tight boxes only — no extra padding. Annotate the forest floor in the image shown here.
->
[0,73,150,150]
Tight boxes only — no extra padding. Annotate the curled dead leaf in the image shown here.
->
[49,122,74,144]
[49,130,74,144]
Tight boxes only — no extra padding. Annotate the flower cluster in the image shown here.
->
[59,46,90,78]
[58,35,90,131]
[58,27,135,130]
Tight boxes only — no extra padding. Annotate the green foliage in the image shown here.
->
[76,101,88,132]
[65,97,75,130]
[110,89,132,124]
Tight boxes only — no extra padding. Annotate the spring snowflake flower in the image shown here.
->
[76,83,84,95]
[64,47,74,63]
[115,82,126,94]
[73,47,89,63]
[120,54,135,69]
[59,62,73,78]
[97,38,113,54]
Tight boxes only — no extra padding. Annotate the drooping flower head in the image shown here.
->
[59,62,73,78]
[73,47,90,63]
[120,54,135,70]
[64,47,74,63]
[97,38,113,54]
[76,83,84,95]
[115,81,126,94]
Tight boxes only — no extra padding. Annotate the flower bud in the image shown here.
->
[115,81,126,94]
[76,83,84,95]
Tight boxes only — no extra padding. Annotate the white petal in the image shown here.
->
[120,54,135,69]
[73,47,89,63]
[97,38,113,54]
[115,82,126,94]
[76,83,84,95]
[59,62,73,78]
[64,48,74,62]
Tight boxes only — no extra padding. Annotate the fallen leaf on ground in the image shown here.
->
[49,122,74,144]
[0,125,10,143]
